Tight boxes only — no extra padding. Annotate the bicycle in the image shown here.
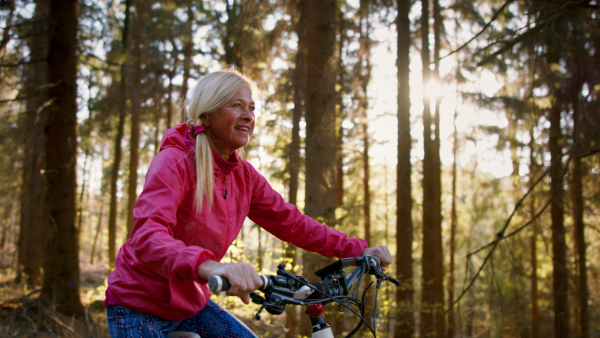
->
[208,256,400,338]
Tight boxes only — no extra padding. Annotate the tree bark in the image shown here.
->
[285,1,306,335]
[40,0,84,316]
[447,107,458,338]
[302,0,337,335]
[395,0,415,335]
[432,0,445,335]
[549,99,569,337]
[108,0,131,269]
[571,91,588,338]
[421,0,437,335]
[18,0,49,286]
[529,129,540,338]
[126,0,144,238]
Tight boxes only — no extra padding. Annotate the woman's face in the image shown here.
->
[202,85,256,160]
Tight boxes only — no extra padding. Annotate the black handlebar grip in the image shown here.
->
[209,275,231,292]
[208,275,270,293]
[370,256,381,267]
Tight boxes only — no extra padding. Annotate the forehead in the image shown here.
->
[230,86,255,103]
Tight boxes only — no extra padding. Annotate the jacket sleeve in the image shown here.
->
[246,166,367,259]
[127,148,216,282]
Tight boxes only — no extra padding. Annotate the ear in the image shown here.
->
[200,114,210,127]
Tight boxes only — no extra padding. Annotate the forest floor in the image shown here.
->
[0,246,288,337]
[0,245,110,337]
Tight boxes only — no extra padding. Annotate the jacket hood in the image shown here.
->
[159,123,195,157]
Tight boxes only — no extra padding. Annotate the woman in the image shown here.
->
[105,68,392,337]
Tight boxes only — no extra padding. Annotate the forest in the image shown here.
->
[0,0,599,337]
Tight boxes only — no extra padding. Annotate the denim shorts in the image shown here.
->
[106,300,258,338]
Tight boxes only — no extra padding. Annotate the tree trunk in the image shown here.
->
[421,0,436,335]
[529,129,540,338]
[549,100,569,337]
[301,0,337,335]
[395,0,414,335]
[90,202,104,265]
[180,0,193,119]
[126,0,144,238]
[108,0,131,269]
[40,0,83,316]
[18,0,49,286]
[571,92,588,338]
[285,1,306,335]
[432,0,444,335]
[447,107,458,338]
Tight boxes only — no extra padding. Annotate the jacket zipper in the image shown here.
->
[224,179,228,199]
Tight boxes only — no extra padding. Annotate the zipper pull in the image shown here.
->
[224,179,228,199]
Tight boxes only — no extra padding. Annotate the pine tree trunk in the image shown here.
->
[180,0,193,118]
[571,94,588,338]
[40,0,83,316]
[126,0,144,238]
[18,0,49,286]
[432,0,444,335]
[529,131,540,338]
[395,0,414,335]
[549,100,569,337]
[447,108,458,338]
[301,0,338,335]
[285,1,306,335]
[421,0,436,335]
[108,0,131,269]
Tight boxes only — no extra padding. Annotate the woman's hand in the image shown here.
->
[362,245,392,268]
[197,260,263,304]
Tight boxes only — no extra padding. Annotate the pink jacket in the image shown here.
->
[106,124,368,320]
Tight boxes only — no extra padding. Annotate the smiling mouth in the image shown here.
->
[235,126,250,132]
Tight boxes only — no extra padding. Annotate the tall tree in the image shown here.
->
[302,0,338,334]
[529,128,540,338]
[447,105,458,338]
[108,0,131,268]
[421,0,437,334]
[432,0,444,335]
[284,1,307,336]
[40,0,83,315]
[571,74,588,338]
[548,72,569,338]
[126,0,144,237]
[17,0,49,286]
[395,0,415,335]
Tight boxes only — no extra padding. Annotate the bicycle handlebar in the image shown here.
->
[208,256,399,338]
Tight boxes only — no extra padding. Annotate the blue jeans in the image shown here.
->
[106,300,258,338]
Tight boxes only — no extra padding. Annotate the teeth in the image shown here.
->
[236,127,249,131]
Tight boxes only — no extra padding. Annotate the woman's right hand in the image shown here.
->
[197,260,262,304]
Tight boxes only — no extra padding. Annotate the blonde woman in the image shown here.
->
[105,68,392,337]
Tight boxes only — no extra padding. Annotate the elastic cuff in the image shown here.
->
[195,257,216,284]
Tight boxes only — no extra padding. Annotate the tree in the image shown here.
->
[17,0,48,286]
[107,0,131,269]
[421,0,438,335]
[40,0,84,316]
[302,0,338,334]
[395,0,415,336]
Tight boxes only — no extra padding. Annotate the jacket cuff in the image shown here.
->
[195,257,216,284]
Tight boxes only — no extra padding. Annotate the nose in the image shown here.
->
[241,109,254,123]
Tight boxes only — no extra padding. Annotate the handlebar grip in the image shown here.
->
[370,256,381,267]
[209,275,230,292]
[208,275,270,293]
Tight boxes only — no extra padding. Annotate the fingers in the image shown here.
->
[362,245,393,268]
[222,262,262,303]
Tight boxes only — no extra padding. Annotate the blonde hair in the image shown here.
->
[185,68,257,212]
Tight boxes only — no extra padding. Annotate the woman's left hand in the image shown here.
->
[362,245,392,268]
